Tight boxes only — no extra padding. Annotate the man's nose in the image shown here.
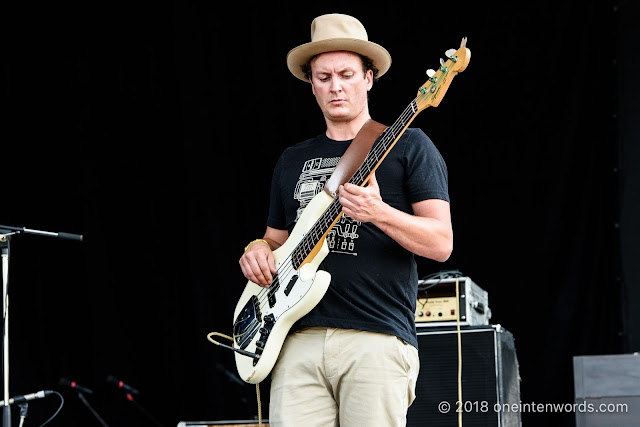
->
[330,76,342,92]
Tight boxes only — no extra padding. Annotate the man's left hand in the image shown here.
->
[338,172,384,223]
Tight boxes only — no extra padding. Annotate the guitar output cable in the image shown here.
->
[207,332,264,427]
[455,277,462,427]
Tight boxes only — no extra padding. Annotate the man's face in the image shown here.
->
[309,51,373,125]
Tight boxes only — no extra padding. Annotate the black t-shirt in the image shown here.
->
[267,128,449,348]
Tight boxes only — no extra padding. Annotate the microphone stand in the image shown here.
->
[0,224,83,427]
[76,392,109,427]
[1,231,14,427]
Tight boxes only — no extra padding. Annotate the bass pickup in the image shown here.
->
[284,275,298,296]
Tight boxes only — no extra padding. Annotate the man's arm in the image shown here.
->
[239,226,289,287]
[338,172,453,262]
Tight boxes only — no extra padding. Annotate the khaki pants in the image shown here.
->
[269,327,420,427]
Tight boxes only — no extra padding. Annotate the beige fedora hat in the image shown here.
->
[286,13,392,82]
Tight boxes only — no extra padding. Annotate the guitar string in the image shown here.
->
[244,73,448,331]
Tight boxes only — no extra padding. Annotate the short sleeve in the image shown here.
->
[403,129,450,204]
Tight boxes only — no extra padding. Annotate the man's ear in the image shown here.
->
[365,69,373,91]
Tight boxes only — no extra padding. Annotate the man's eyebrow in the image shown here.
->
[315,66,356,75]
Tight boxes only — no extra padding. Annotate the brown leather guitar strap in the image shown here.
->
[323,119,388,197]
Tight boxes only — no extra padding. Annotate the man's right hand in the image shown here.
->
[239,240,277,288]
[238,228,288,288]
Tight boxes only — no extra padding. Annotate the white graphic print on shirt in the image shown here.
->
[293,156,360,256]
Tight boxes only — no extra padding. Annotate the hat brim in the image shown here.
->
[286,38,392,82]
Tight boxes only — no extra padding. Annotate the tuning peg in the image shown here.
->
[445,49,457,58]
[439,58,445,66]
[426,69,436,78]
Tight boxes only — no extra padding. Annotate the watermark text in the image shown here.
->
[437,400,629,414]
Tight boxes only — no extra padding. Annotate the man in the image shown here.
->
[238,13,453,427]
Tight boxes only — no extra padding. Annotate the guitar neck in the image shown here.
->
[290,99,420,269]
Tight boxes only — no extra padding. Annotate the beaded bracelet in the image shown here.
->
[244,238,269,252]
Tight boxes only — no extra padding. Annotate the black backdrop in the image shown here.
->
[3,1,637,426]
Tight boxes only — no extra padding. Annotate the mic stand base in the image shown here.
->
[18,402,27,427]
[3,405,10,427]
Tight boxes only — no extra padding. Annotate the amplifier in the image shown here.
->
[415,276,491,327]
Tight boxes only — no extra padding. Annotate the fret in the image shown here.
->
[291,248,301,269]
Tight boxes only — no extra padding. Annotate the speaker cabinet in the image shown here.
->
[407,325,521,427]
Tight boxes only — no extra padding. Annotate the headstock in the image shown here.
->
[415,38,470,111]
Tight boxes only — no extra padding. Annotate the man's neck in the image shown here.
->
[325,113,371,141]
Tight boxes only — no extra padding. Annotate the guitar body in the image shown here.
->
[233,190,334,384]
